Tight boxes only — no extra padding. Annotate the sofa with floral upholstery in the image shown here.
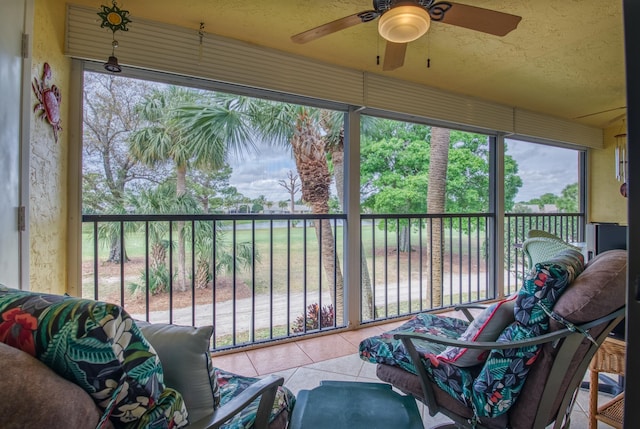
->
[0,286,295,429]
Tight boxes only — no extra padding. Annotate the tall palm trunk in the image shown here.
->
[292,112,344,324]
[427,127,450,308]
[176,164,188,292]
[329,133,375,320]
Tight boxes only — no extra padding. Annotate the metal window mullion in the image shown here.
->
[303,218,308,332]
[371,222,377,320]
[407,218,412,314]
[93,221,99,300]
[467,217,471,301]
[145,221,150,321]
[360,219,364,321]
[419,218,424,312]
[336,218,340,327]
[287,219,291,335]
[169,221,174,324]
[448,218,453,307]
[318,218,323,329]
[191,220,196,326]
[120,220,125,307]
[212,220,217,349]
[269,219,274,339]
[251,220,256,342]
[429,217,442,310]
[396,218,400,316]
[232,220,237,345]
[384,218,388,318]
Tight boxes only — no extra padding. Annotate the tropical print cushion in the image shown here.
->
[469,249,584,417]
[438,294,517,367]
[358,249,585,419]
[0,286,187,428]
[215,367,296,429]
[359,312,470,374]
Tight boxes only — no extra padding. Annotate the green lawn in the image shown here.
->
[81,220,488,304]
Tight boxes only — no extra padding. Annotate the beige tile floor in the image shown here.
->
[212,321,620,428]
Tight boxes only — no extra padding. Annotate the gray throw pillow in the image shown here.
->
[137,322,220,423]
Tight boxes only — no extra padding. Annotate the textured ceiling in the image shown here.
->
[83,0,626,128]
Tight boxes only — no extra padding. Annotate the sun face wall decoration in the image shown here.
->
[98,1,131,73]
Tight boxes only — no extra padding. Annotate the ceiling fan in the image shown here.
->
[291,0,522,71]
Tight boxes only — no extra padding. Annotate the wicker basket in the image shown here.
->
[589,337,625,429]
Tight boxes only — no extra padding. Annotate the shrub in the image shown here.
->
[292,303,335,333]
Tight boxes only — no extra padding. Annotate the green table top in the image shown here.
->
[289,381,423,429]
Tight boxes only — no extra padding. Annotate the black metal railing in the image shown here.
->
[360,213,493,323]
[82,211,584,351]
[83,213,346,351]
[504,213,585,295]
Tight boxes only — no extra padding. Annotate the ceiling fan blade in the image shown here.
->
[383,41,407,71]
[440,3,522,37]
[291,12,372,44]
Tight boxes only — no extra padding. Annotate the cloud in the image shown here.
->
[506,139,579,202]
[227,138,580,205]
[229,143,297,202]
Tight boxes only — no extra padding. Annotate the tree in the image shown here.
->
[222,187,245,213]
[278,170,300,213]
[556,183,579,213]
[360,120,523,307]
[82,72,168,262]
[426,126,450,308]
[129,88,257,291]
[528,193,558,210]
[252,195,268,213]
[188,164,234,213]
[127,181,255,291]
[253,103,345,321]
[127,181,196,294]
[321,111,377,319]
[360,126,522,215]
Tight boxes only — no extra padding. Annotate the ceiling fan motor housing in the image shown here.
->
[374,0,437,13]
[377,1,434,43]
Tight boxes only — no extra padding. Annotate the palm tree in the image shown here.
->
[320,111,377,320]
[127,181,201,294]
[191,220,255,289]
[160,96,347,321]
[129,87,256,291]
[426,126,450,307]
[254,103,345,322]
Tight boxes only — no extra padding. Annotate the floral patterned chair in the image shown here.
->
[359,249,626,429]
[0,286,294,429]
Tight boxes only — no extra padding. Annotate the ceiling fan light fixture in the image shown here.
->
[378,4,431,43]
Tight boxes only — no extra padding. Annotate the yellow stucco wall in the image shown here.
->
[588,123,628,225]
[27,0,623,295]
[29,0,70,294]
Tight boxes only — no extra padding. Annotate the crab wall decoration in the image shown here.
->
[32,62,62,143]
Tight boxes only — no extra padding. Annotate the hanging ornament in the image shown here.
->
[98,1,131,73]
[198,22,205,64]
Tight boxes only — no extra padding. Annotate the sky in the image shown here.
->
[505,139,579,202]
[228,141,297,204]
[228,138,580,205]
